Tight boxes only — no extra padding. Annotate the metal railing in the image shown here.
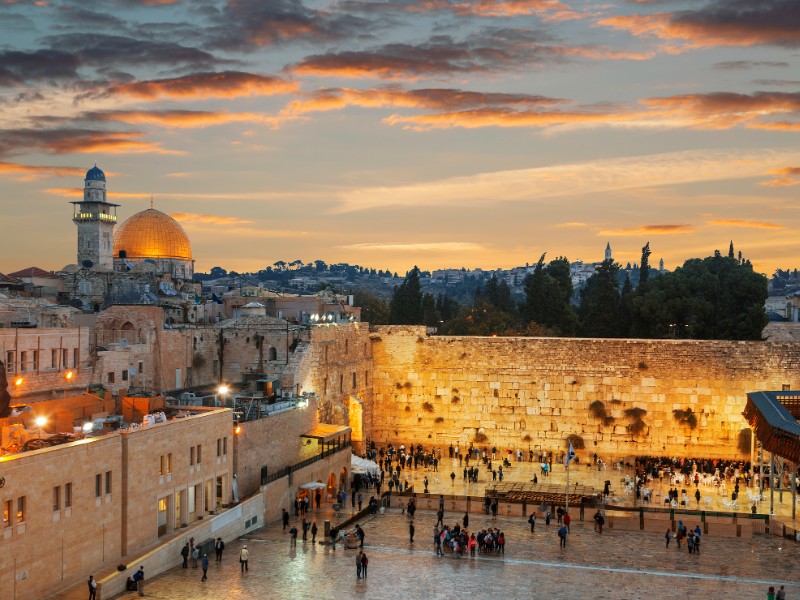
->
[264,439,352,484]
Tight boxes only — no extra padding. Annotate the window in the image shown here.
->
[190,446,195,465]
[62,349,68,368]
[188,486,196,514]
[352,372,357,389]
[51,349,58,369]
[32,350,38,371]
[122,369,128,381]
[365,370,369,386]
[95,474,102,498]
[64,483,72,508]
[217,438,221,457]
[223,437,228,455]
[196,445,202,464]
[78,281,91,294]
[138,361,143,374]
[3,500,11,527]
[53,486,61,511]
[73,348,79,368]
[167,454,172,474]
[5,351,13,373]
[16,496,26,524]
[105,471,112,494]
[20,351,27,373]
[107,372,115,384]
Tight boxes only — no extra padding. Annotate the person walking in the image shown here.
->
[558,525,568,548]
[239,545,249,573]
[361,551,369,578]
[215,537,225,561]
[665,528,672,548]
[290,525,298,547]
[282,509,290,531]
[776,585,786,600]
[434,527,443,556]
[315,489,321,510]
[181,542,190,568]
[311,521,318,543]
[528,511,536,532]
[191,545,199,568]
[563,512,571,534]
[463,512,469,529]
[132,566,145,597]
[355,524,365,548]
[302,518,309,541]
[409,522,415,543]
[356,550,363,579]
[87,575,97,600]
[201,554,209,582]
[436,509,444,528]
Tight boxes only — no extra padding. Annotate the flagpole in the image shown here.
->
[565,455,570,516]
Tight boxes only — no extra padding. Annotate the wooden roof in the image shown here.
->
[743,391,800,464]
[488,481,598,504]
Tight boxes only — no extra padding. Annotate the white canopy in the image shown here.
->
[299,481,327,490]
[351,455,379,476]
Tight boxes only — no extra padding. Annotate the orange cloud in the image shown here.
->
[0,161,84,180]
[707,219,785,230]
[86,110,287,129]
[760,167,800,187]
[598,2,800,49]
[169,212,254,226]
[641,92,800,129]
[105,71,297,100]
[0,129,181,157]
[599,225,695,236]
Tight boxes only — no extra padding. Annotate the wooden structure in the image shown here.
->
[488,481,598,505]
[743,391,800,464]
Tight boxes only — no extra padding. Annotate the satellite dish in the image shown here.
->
[82,260,94,268]
[119,338,128,348]
[128,368,137,376]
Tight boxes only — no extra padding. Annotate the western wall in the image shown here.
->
[367,326,800,460]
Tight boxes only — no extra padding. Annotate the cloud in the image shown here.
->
[339,0,577,19]
[208,0,369,51]
[641,91,800,129]
[761,166,800,187]
[753,79,800,87]
[555,221,589,228]
[284,86,567,116]
[599,224,695,236]
[0,129,181,157]
[102,71,297,100]
[713,60,788,70]
[84,110,288,129]
[334,148,800,212]
[0,161,85,180]
[598,0,800,49]
[0,50,79,86]
[340,242,487,252]
[707,219,785,230]
[169,212,254,226]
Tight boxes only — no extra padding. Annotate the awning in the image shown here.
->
[351,455,379,475]
[300,423,351,443]
[299,481,327,490]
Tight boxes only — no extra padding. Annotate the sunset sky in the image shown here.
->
[1,0,799,276]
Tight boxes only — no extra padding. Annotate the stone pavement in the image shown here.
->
[95,506,799,600]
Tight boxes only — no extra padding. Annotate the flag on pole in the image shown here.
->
[564,441,576,467]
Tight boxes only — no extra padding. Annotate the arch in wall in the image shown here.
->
[327,473,337,500]
[339,466,348,492]
[120,321,135,331]
[268,346,277,361]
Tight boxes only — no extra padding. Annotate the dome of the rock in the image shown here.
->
[113,208,192,261]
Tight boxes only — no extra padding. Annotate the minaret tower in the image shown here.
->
[605,242,612,262]
[72,165,119,270]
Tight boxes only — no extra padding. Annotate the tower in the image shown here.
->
[605,242,612,262]
[72,165,119,270]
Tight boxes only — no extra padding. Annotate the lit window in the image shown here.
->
[53,486,61,511]
[65,483,72,508]
[3,500,11,527]
[16,496,26,524]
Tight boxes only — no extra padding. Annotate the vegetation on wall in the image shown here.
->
[589,400,615,426]
[673,408,698,429]
[422,401,434,413]
[474,431,489,443]
[566,434,585,449]
[738,428,752,455]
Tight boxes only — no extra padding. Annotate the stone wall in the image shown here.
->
[369,326,800,460]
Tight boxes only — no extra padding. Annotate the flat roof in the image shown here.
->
[743,391,800,463]
[301,423,351,442]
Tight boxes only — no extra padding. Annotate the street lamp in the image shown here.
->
[34,415,47,439]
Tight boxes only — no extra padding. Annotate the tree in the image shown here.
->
[521,254,577,335]
[728,241,734,259]
[639,242,651,286]
[578,259,624,338]
[353,290,390,324]
[388,266,423,324]
[421,293,439,327]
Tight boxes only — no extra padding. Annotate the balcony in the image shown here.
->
[73,212,117,223]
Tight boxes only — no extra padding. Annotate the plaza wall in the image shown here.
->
[369,326,800,460]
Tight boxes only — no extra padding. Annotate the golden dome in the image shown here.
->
[113,209,192,261]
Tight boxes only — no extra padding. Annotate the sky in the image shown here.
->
[0,0,799,277]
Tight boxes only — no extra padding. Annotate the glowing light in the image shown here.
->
[218,385,229,395]
[82,422,94,433]
[65,370,74,380]
[14,377,23,386]
[234,425,242,435]
[34,416,47,428]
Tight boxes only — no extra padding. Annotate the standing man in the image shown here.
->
[528,511,536,532]
[215,537,225,561]
[302,518,309,541]
[355,524,365,548]
[201,554,209,582]
[558,525,568,548]
[361,551,368,578]
[356,550,363,579]
[181,542,190,568]
[563,512,571,534]
[315,489,321,510]
[132,566,145,597]
[290,525,298,547]
[436,509,444,528]
[239,545,249,573]
[311,521,318,543]
[282,508,290,530]
[87,575,97,600]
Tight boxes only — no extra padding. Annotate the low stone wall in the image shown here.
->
[97,494,264,599]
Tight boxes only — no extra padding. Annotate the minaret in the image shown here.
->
[72,165,119,270]
[659,258,664,271]
[605,242,612,262]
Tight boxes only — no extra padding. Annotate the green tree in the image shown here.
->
[578,259,623,337]
[388,266,423,324]
[522,254,577,335]
[639,242,651,286]
[353,289,390,324]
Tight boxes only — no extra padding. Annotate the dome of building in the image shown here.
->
[85,165,106,182]
[113,208,192,261]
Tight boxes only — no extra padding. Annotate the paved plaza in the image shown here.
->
[94,504,799,600]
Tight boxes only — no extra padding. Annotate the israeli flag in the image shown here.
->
[564,441,576,468]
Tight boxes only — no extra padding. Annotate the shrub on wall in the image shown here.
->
[422,401,434,413]
[624,407,647,420]
[474,432,489,443]
[738,428,752,455]
[589,400,615,426]
[522,434,532,442]
[451,396,460,403]
[627,419,647,436]
[435,416,444,423]
[673,408,698,429]
[566,434,585,449]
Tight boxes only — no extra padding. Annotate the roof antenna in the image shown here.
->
[150,194,154,209]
